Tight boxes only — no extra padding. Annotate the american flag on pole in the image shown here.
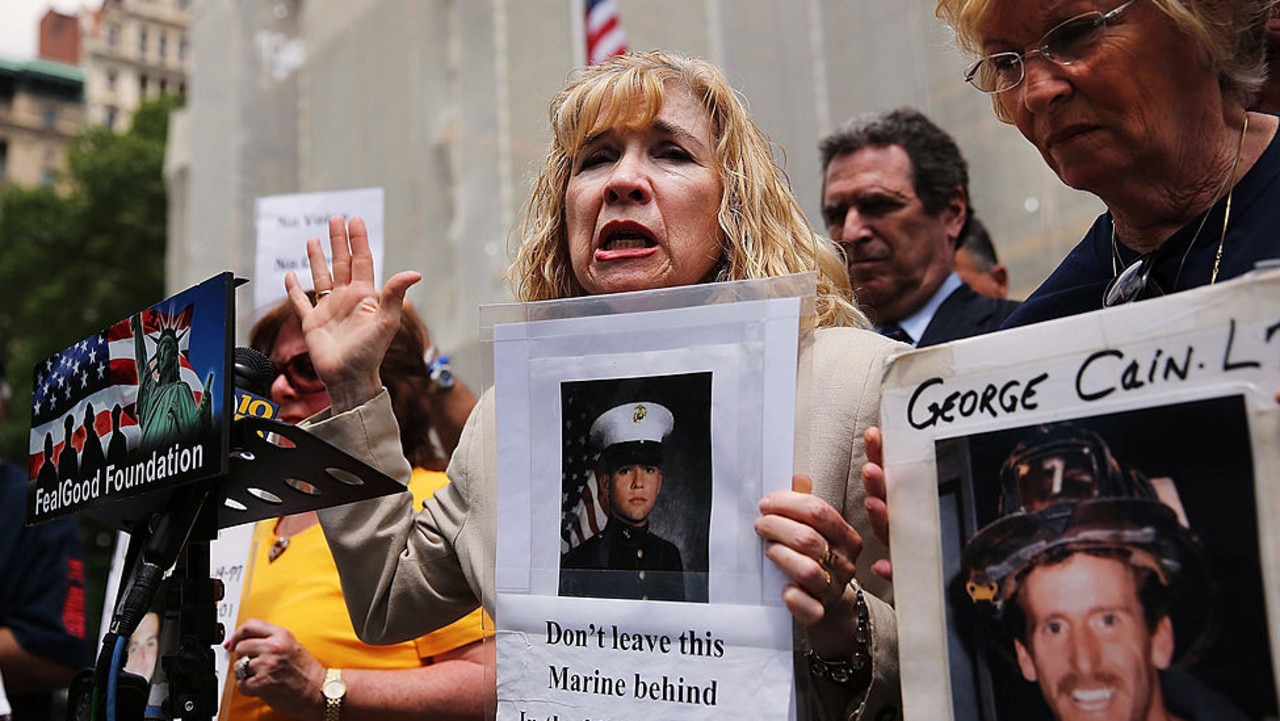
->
[585,0,628,66]
[560,387,610,553]
[28,306,200,477]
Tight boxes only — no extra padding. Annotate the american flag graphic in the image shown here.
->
[585,0,628,66]
[28,305,200,476]
[560,386,610,553]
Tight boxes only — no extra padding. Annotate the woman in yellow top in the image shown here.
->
[223,297,488,721]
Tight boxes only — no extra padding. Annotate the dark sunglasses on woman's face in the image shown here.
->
[276,352,326,393]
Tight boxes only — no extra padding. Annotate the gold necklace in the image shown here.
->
[1109,113,1249,290]
[1209,112,1249,284]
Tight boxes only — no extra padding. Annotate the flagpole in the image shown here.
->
[569,0,586,67]
[494,0,514,239]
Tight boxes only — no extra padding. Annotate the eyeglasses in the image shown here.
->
[964,0,1138,94]
[1103,253,1164,307]
[275,352,325,393]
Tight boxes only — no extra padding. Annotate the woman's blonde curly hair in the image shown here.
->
[511,50,867,329]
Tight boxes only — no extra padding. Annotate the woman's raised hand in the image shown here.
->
[284,215,421,413]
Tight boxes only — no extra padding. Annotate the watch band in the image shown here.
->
[322,668,346,721]
[804,587,872,688]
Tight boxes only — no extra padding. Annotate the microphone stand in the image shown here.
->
[150,487,221,721]
[71,480,216,721]
[67,416,405,721]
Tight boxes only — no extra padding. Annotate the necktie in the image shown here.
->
[879,324,913,346]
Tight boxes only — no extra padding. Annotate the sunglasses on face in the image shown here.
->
[276,352,325,393]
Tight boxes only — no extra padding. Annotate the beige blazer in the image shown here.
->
[313,325,904,720]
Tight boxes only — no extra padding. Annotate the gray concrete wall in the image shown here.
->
[170,0,1104,383]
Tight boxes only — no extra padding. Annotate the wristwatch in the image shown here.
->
[322,668,346,721]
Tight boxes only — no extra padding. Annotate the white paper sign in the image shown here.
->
[880,268,1280,721]
[497,595,794,720]
[252,188,384,318]
[487,277,814,721]
[208,523,254,701]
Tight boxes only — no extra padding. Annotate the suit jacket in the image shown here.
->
[311,326,905,721]
[915,282,1020,348]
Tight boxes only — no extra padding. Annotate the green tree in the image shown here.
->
[0,95,182,461]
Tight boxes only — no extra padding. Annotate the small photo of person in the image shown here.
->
[558,373,711,603]
[937,404,1275,721]
[124,610,161,681]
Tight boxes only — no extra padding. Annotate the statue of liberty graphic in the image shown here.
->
[131,309,213,448]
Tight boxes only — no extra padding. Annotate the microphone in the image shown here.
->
[233,347,278,420]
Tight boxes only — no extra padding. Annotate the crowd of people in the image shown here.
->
[6,0,1280,719]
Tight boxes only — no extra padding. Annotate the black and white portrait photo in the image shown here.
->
[557,372,712,603]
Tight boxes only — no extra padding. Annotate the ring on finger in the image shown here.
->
[234,656,253,681]
[315,289,333,300]
[819,544,837,571]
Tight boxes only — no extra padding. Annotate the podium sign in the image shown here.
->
[27,274,234,526]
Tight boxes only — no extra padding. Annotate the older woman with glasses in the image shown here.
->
[292,51,904,721]
[858,0,1280,714]
[938,0,1280,324]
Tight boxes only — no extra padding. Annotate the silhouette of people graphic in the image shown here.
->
[81,403,107,481]
[38,432,58,487]
[57,414,79,483]
[107,403,129,469]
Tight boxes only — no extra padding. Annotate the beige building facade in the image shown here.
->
[0,58,84,188]
[167,0,1103,379]
[81,0,195,132]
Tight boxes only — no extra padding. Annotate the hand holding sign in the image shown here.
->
[755,475,862,647]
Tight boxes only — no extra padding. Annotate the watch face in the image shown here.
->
[323,680,345,699]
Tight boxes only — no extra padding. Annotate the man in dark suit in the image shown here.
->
[820,108,1019,347]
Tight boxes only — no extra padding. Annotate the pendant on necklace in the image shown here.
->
[268,536,290,562]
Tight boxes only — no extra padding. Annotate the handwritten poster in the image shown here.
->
[486,276,816,721]
[880,268,1280,720]
[252,188,384,319]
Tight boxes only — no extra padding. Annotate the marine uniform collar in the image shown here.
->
[613,521,650,545]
